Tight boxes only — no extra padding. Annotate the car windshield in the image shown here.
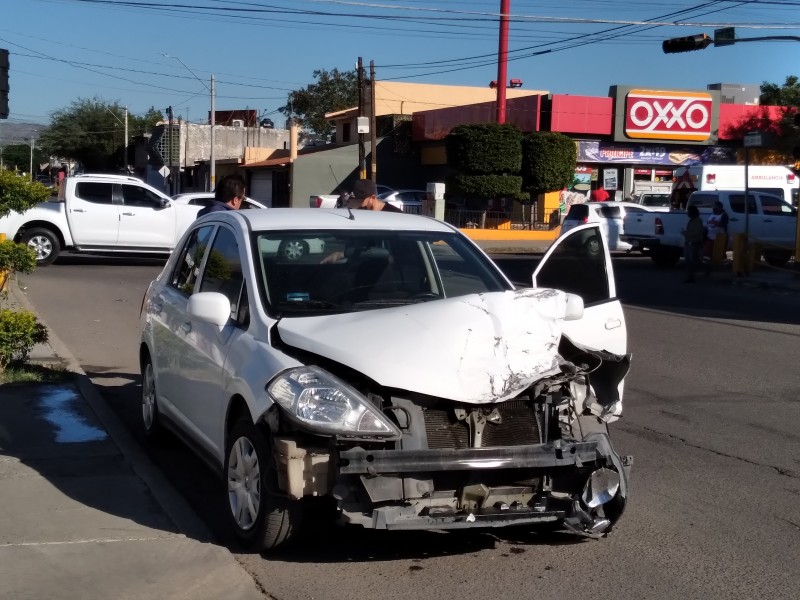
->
[254,230,511,317]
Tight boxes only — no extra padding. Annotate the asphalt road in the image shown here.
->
[17,252,800,600]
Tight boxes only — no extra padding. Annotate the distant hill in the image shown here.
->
[0,121,49,145]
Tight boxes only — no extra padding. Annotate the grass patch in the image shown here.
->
[0,363,75,384]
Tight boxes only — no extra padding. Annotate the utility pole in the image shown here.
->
[496,0,511,124]
[29,131,36,181]
[357,57,366,180]
[369,61,377,183]
[167,106,174,195]
[210,74,216,190]
[124,106,128,172]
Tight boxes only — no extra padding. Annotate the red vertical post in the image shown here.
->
[496,0,511,124]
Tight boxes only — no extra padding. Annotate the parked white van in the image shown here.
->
[672,165,799,206]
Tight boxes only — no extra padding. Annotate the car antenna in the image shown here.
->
[328,164,355,219]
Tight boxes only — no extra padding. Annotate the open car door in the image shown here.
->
[533,224,629,417]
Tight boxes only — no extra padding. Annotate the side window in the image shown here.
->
[535,226,609,305]
[171,225,215,295]
[758,194,795,216]
[199,227,244,321]
[728,194,757,215]
[688,193,716,209]
[122,184,165,208]
[75,182,114,205]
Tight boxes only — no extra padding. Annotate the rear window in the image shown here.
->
[75,182,114,205]
[565,204,589,221]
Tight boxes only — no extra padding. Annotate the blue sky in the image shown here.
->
[1,0,799,136]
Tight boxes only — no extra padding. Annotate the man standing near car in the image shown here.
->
[197,174,246,217]
[347,179,402,212]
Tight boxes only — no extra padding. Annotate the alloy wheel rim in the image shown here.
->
[142,363,155,429]
[285,241,304,260]
[228,436,261,531]
[28,237,52,260]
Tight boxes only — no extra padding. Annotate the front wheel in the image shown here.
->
[21,228,61,266]
[225,416,300,551]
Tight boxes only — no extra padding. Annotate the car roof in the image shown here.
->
[200,207,456,233]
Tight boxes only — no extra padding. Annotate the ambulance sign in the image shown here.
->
[625,90,713,142]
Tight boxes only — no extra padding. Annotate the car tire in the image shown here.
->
[278,240,309,261]
[763,249,791,267]
[141,353,163,439]
[225,415,300,551]
[21,227,60,266]
[650,247,681,267]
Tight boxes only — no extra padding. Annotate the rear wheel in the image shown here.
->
[225,416,300,551]
[650,246,681,267]
[21,228,60,266]
[141,354,163,439]
[763,249,791,267]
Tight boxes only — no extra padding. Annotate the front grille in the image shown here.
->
[423,400,541,449]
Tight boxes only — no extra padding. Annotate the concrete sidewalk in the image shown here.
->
[0,278,263,600]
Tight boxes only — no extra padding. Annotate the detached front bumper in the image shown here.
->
[335,434,631,534]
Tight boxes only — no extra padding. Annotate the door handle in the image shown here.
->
[180,322,192,334]
[729,218,739,222]
[72,208,85,213]
[605,318,622,330]
[763,219,773,223]
[122,212,135,216]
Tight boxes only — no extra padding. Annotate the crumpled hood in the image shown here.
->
[276,288,568,404]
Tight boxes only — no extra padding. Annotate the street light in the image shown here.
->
[162,53,216,190]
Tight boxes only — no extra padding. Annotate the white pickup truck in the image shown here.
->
[0,174,201,265]
[621,190,797,267]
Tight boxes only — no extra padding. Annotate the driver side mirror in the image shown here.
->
[187,292,231,328]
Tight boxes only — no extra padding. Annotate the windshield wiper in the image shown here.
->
[275,299,344,311]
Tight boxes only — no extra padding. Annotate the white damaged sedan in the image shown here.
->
[139,208,632,550]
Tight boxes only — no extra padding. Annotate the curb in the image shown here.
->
[6,277,217,544]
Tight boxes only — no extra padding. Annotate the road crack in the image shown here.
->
[637,425,800,480]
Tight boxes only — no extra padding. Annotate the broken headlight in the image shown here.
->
[267,366,401,439]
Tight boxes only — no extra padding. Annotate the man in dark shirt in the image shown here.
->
[197,174,246,217]
[347,179,402,212]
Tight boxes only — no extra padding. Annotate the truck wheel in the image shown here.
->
[21,228,60,266]
[763,249,791,267]
[225,416,301,551]
[141,353,163,440]
[650,247,681,268]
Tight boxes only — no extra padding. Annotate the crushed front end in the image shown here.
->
[268,350,632,538]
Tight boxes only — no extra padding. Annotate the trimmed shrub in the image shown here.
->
[521,132,578,194]
[0,169,51,218]
[446,123,523,175]
[0,240,37,275]
[0,309,48,368]
[447,174,523,199]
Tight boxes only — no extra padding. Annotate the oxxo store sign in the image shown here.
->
[611,85,720,146]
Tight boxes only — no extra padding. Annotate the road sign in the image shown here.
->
[744,132,763,148]
[714,27,736,47]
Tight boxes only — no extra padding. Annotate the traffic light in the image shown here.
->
[0,48,9,119]
[662,34,712,54]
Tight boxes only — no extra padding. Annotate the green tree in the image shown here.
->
[38,98,163,172]
[1,144,48,175]
[760,76,800,106]
[280,68,358,139]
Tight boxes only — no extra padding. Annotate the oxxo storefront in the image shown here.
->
[413,84,783,216]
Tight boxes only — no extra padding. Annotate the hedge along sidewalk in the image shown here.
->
[1,274,66,369]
